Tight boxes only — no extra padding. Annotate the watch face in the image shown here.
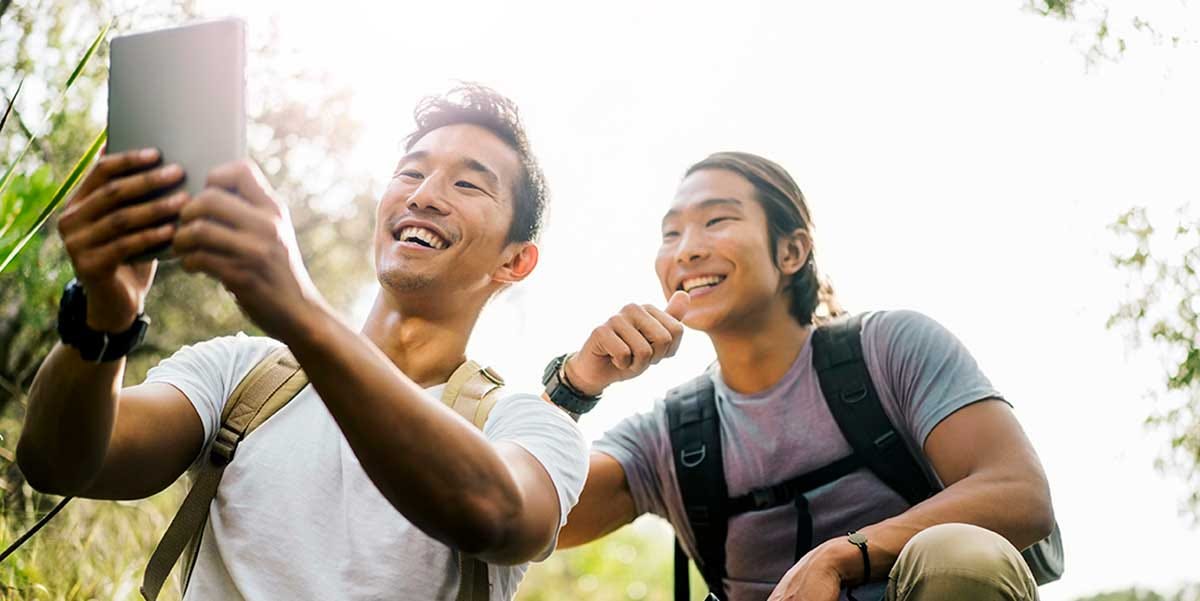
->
[542,355,563,385]
[848,532,868,545]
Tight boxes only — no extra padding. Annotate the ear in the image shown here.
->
[493,241,539,284]
[775,228,812,277]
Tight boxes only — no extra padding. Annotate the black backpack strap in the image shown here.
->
[666,373,728,600]
[811,313,935,506]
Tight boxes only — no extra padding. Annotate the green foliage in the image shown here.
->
[1071,584,1200,601]
[1110,206,1200,521]
[1030,0,1193,65]
[517,518,708,601]
[0,129,105,272]
[1030,0,1078,19]
[0,0,376,596]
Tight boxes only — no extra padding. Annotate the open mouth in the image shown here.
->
[393,226,450,250]
[679,274,726,294]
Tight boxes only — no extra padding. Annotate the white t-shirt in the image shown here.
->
[144,333,588,601]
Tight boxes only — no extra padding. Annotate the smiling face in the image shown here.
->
[374,123,528,303]
[656,168,808,333]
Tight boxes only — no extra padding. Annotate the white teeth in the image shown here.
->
[682,275,725,292]
[397,226,448,250]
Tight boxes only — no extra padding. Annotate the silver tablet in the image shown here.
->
[108,18,246,258]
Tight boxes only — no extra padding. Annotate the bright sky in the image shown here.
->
[198,1,1200,597]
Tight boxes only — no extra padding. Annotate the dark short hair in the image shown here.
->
[685,152,842,325]
[404,84,548,243]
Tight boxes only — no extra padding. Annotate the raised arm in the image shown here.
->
[18,149,203,499]
[554,294,690,548]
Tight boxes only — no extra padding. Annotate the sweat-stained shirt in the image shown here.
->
[593,310,1006,601]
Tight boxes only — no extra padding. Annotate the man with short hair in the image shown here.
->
[17,84,587,600]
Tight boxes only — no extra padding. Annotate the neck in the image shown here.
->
[707,303,811,395]
[360,288,485,388]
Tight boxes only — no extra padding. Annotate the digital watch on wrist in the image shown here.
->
[542,353,600,417]
[57,279,149,363]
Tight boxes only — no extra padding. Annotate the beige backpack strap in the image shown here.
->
[443,360,505,601]
[442,360,505,430]
[141,346,308,601]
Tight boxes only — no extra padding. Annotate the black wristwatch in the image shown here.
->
[57,279,150,363]
[846,531,870,591]
[542,353,601,417]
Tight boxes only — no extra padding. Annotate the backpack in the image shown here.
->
[666,313,1064,601]
[139,346,507,601]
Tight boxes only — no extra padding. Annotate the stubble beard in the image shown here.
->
[379,268,436,293]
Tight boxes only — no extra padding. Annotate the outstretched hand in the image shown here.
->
[173,160,329,341]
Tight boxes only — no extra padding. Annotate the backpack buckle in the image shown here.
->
[750,488,778,510]
[481,367,505,386]
[210,426,240,466]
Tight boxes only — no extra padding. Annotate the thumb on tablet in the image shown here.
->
[666,290,690,321]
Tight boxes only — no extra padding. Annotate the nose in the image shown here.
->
[406,177,450,215]
[675,228,710,265]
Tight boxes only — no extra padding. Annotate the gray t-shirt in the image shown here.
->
[594,310,1005,601]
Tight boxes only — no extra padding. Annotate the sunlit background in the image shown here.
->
[3,0,1199,599]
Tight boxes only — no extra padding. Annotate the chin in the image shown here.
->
[378,266,435,293]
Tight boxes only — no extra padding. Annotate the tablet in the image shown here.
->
[108,18,246,258]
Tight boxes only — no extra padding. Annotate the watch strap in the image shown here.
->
[542,353,600,415]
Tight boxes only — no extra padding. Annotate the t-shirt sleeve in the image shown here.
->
[142,333,281,456]
[591,401,673,520]
[867,310,1006,446]
[482,393,589,561]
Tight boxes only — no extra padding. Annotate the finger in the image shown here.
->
[206,159,275,211]
[608,316,654,373]
[645,305,685,358]
[665,290,690,321]
[178,249,244,288]
[74,148,161,202]
[591,326,633,370]
[74,163,185,224]
[179,187,269,234]
[625,304,674,360]
[173,216,264,261]
[76,222,176,273]
[67,191,187,252]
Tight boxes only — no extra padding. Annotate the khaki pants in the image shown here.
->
[885,523,1040,601]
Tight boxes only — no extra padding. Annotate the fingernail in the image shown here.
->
[162,164,183,179]
[141,148,158,160]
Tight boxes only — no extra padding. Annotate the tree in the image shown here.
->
[1110,208,1200,521]
[1028,0,1194,66]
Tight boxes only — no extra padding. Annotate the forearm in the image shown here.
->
[285,307,524,554]
[17,343,123,494]
[816,471,1054,586]
[558,452,637,549]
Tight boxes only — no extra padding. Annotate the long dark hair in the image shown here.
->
[684,151,843,325]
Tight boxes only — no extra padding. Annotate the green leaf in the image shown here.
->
[0,77,22,137]
[0,21,110,201]
[0,128,106,274]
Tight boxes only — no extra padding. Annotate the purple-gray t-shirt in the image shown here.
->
[593,310,1005,601]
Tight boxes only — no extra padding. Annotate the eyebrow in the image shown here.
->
[395,150,501,190]
[662,197,744,225]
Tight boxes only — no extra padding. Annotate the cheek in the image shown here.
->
[654,248,673,292]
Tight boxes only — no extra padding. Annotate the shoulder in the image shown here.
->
[861,309,967,358]
[484,391,585,442]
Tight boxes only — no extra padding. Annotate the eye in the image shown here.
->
[661,230,679,240]
[706,216,732,227]
[455,180,482,191]
[395,170,423,180]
